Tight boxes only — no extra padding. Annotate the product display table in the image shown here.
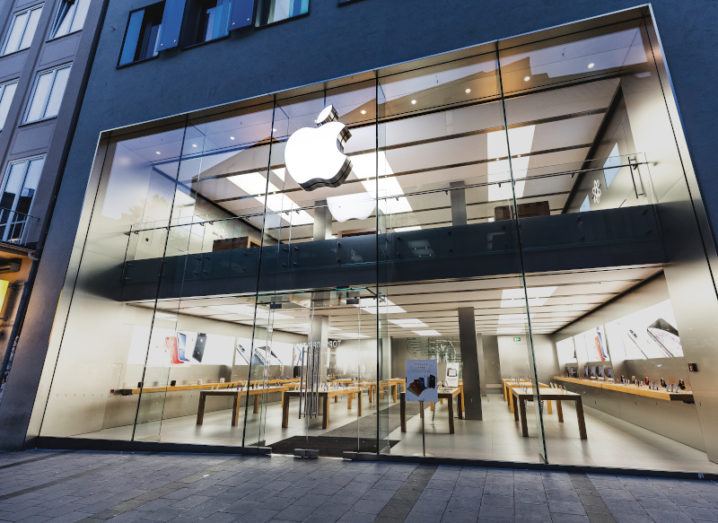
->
[359,378,406,403]
[511,387,587,439]
[399,386,464,434]
[502,380,553,414]
[111,378,300,396]
[281,387,363,430]
[196,385,290,427]
[552,376,694,402]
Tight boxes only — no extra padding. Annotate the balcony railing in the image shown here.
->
[0,208,40,248]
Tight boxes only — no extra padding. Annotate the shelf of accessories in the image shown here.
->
[553,377,693,402]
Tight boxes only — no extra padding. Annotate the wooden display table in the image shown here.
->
[399,386,464,434]
[503,380,553,414]
[281,388,363,430]
[552,376,694,402]
[196,385,289,426]
[328,378,354,386]
[112,378,300,396]
[511,387,587,439]
[360,378,406,403]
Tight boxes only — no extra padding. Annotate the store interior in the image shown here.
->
[37,14,718,473]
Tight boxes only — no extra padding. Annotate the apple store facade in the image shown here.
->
[32,8,718,474]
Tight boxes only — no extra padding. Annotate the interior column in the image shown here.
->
[450,181,467,226]
[458,306,483,420]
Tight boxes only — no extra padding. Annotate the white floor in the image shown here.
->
[77,392,718,474]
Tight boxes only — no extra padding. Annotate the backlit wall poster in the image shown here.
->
[406,359,438,402]
[128,327,235,367]
[606,299,684,359]
[574,326,609,363]
[556,337,577,366]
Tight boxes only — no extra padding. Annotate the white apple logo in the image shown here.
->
[284,105,352,191]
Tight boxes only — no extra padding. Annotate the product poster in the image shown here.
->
[406,359,439,402]
[592,326,608,362]
[445,362,460,388]
[606,299,684,360]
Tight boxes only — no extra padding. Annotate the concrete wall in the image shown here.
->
[497,335,559,384]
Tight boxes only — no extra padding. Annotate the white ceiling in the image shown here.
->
[130,265,661,339]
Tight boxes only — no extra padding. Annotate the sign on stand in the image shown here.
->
[405,359,438,402]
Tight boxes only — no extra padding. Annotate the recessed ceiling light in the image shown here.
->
[523,75,531,82]
[465,88,472,94]
[411,99,417,105]
[360,109,367,115]
[587,62,595,69]
[155,151,161,155]
[192,143,198,148]
[272,127,277,133]
[229,136,235,141]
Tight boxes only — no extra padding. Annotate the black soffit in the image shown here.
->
[115,206,665,302]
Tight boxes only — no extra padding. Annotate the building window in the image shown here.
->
[1,5,43,56]
[0,80,18,131]
[24,64,72,124]
[256,0,308,26]
[50,0,91,39]
[119,3,165,65]
[187,0,231,44]
[0,156,43,243]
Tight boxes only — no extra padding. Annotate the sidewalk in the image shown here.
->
[0,450,716,522]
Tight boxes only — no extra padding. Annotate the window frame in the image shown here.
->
[49,0,91,40]
[255,0,309,28]
[0,155,45,243]
[183,0,232,48]
[0,3,44,57]
[22,63,73,125]
[117,2,165,68]
[0,78,20,132]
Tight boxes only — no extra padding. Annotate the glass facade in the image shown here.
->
[37,14,718,473]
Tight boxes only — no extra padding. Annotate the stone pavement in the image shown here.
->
[0,450,716,522]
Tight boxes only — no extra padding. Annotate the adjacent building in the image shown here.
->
[1,0,718,476]
[0,0,103,400]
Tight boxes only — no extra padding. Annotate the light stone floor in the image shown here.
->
[1,449,718,522]
[75,393,718,475]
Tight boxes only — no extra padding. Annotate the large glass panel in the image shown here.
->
[376,51,544,462]
[500,18,718,473]
[253,79,380,455]
[131,102,275,444]
[35,10,718,474]
[39,124,186,442]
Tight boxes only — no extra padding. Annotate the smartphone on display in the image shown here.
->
[593,328,608,362]
[165,336,183,365]
[177,332,190,362]
[193,333,207,362]
[647,318,683,358]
